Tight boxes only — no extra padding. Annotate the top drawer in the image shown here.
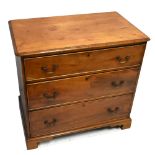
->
[24,44,146,82]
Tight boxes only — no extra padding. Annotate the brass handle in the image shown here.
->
[43,91,59,99]
[111,80,124,87]
[44,118,57,127]
[41,64,59,74]
[107,107,119,113]
[115,56,130,64]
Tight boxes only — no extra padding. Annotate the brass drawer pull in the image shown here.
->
[107,107,119,113]
[44,118,57,127]
[115,56,130,64]
[43,91,59,99]
[41,64,59,74]
[111,80,124,87]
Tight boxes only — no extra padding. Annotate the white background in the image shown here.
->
[0,0,154,154]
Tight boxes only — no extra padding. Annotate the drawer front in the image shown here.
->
[29,94,133,137]
[24,44,145,82]
[27,68,139,110]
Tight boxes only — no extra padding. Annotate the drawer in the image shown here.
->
[27,68,139,110]
[29,94,133,137]
[24,44,145,82]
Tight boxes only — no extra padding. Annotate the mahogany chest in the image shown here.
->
[9,12,150,149]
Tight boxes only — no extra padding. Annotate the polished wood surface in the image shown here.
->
[26,117,131,149]
[29,94,133,137]
[16,57,30,137]
[9,12,149,56]
[27,68,139,110]
[24,44,145,82]
[9,12,149,149]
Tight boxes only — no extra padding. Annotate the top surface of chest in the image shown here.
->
[9,12,149,56]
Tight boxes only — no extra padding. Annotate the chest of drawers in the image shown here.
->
[9,12,149,149]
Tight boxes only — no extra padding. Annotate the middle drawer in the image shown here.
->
[27,68,139,110]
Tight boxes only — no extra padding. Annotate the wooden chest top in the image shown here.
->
[9,12,149,56]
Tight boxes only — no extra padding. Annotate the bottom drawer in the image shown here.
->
[29,94,133,137]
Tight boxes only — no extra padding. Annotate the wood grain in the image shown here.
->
[9,11,149,149]
[24,44,145,82]
[26,118,131,149]
[9,12,149,56]
[27,68,139,110]
[16,57,30,137]
[29,94,133,137]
